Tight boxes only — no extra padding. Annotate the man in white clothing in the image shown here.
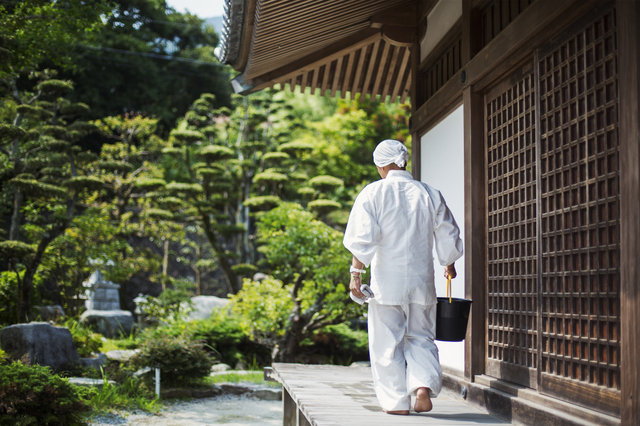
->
[343,139,463,415]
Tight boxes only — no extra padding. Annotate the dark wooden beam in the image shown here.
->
[370,3,419,28]
[463,0,582,88]
[461,0,481,65]
[463,85,486,382]
[230,28,381,95]
[412,68,464,135]
[410,42,421,180]
[617,0,640,424]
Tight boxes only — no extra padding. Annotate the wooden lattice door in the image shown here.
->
[486,65,539,388]
[484,5,621,416]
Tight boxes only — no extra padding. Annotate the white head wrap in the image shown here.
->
[373,139,409,168]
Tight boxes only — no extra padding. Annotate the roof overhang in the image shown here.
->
[220,0,427,102]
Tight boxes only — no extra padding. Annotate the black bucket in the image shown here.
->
[435,297,472,342]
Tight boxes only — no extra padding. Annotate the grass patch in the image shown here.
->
[101,333,141,353]
[85,376,162,415]
[205,371,281,388]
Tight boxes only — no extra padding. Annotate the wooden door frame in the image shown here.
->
[616,0,640,424]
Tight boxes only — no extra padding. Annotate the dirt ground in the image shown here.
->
[89,395,282,426]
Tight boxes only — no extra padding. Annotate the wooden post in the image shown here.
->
[410,41,421,180]
[463,85,486,382]
[617,1,640,424]
[461,0,480,65]
[283,388,296,426]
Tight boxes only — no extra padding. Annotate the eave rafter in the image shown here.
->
[229,1,422,103]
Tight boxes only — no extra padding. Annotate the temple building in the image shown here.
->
[220,1,639,424]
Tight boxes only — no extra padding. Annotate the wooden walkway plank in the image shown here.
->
[271,363,508,426]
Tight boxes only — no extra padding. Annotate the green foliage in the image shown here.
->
[231,263,258,276]
[62,319,102,358]
[138,282,194,323]
[253,170,288,184]
[0,241,34,259]
[131,336,215,385]
[230,277,293,345]
[0,0,109,77]
[56,0,232,132]
[308,175,344,192]
[85,373,159,415]
[197,145,234,162]
[237,203,359,361]
[307,199,342,216]
[0,361,92,426]
[242,195,281,210]
[307,323,369,365]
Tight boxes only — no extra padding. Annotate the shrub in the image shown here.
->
[131,336,214,385]
[190,311,271,368]
[306,322,369,365]
[62,319,102,358]
[0,361,92,426]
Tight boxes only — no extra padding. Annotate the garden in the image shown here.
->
[0,1,410,424]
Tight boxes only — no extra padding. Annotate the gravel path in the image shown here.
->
[88,395,282,426]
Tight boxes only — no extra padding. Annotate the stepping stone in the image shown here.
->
[251,388,282,401]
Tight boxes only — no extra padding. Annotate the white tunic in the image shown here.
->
[343,170,463,306]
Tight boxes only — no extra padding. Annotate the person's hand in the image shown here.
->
[350,274,364,298]
[444,264,457,279]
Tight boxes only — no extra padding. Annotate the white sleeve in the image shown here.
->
[432,190,464,266]
[343,189,380,267]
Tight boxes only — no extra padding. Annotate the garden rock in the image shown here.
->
[210,369,254,377]
[349,361,371,367]
[0,322,78,370]
[105,349,139,363]
[133,366,153,379]
[79,353,107,370]
[210,363,232,373]
[68,377,116,389]
[33,305,65,321]
[80,309,133,338]
[192,386,223,398]
[251,389,283,401]
[185,295,229,321]
[161,388,192,399]
[219,383,252,395]
[234,360,248,370]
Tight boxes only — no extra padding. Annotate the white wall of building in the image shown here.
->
[420,104,465,374]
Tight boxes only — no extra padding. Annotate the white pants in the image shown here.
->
[368,302,442,411]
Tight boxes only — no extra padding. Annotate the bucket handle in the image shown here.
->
[447,276,452,304]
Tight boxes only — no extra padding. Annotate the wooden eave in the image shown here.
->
[222,0,427,102]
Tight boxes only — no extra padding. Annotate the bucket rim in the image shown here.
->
[436,297,473,303]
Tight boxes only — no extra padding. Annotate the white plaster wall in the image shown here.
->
[420,0,463,61]
[420,104,465,374]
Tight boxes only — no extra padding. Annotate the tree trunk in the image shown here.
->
[273,314,307,362]
[9,189,23,241]
[200,214,239,294]
[162,239,169,291]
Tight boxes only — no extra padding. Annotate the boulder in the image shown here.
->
[79,353,107,371]
[68,377,116,389]
[80,309,133,338]
[210,363,232,373]
[251,389,283,401]
[0,322,79,370]
[105,349,139,363]
[192,386,223,398]
[185,296,229,321]
[219,383,251,395]
[161,388,192,399]
[33,305,65,321]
